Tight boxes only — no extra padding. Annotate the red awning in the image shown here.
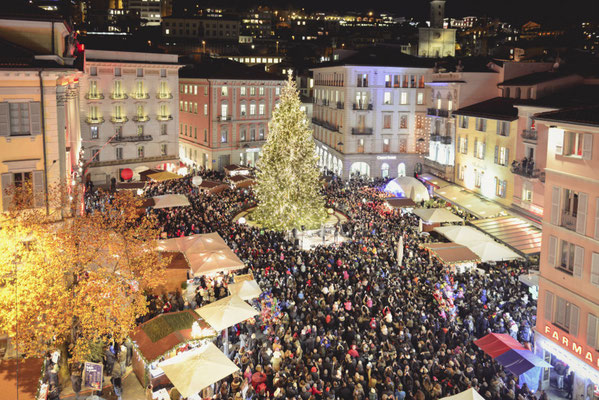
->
[474,333,526,359]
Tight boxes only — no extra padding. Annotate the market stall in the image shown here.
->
[441,388,485,400]
[196,180,229,194]
[224,164,252,177]
[195,295,259,332]
[147,171,183,182]
[412,207,463,232]
[151,194,191,209]
[424,243,480,273]
[384,176,430,202]
[386,197,417,209]
[228,279,262,301]
[154,252,190,294]
[229,175,255,189]
[129,310,217,391]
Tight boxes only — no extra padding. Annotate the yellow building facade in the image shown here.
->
[452,97,519,208]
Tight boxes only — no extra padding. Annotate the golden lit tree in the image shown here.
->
[0,188,168,362]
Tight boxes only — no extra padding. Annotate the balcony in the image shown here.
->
[351,127,373,135]
[89,154,175,168]
[431,135,451,144]
[311,117,339,132]
[156,93,173,99]
[85,116,105,124]
[113,134,153,143]
[336,102,344,109]
[431,134,441,142]
[427,108,450,118]
[110,93,128,100]
[110,116,129,124]
[510,162,542,180]
[522,129,538,143]
[561,211,577,231]
[156,114,173,121]
[85,93,104,100]
[321,99,330,106]
[132,115,150,122]
[353,103,373,111]
[130,92,150,100]
[217,115,233,122]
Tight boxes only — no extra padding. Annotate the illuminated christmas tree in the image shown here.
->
[253,75,327,231]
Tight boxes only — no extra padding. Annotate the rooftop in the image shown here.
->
[0,1,64,22]
[514,84,599,109]
[315,46,435,69]
[452,97,519,121]
[0,38,78,69]
[180,58,284,80]
[534,105,599,127]
[498,70,575,87]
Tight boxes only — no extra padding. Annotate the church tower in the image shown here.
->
[418,0,456,58]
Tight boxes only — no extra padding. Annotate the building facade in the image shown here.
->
[452,98,519,208]
[162,16,240,41]
[311,62,432,179]
[178,65,284,170]
[534,106,599,396]
[0,15,82,213]
[80,49,180,184]
[418,0,456,58]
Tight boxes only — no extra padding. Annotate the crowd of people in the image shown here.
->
[86,168,542,400]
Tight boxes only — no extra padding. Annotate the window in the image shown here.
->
[259,127,264,140]
[161,125,167,135]
[357,73,368,87]
[458,164,465,180]
[475,118,487,132]
[259,87,264,96]
[357,138,365,153]
[563,131,584,157]
[180,101,183,111]
[417,92,424,105]
[523,186,533,202]
[113,80,123,98]
[250,87,256,96]
[240,87,246,96]
[116,147,123,160]
[137,146,145,158]
[204,129,207,142]
[136,104,145,119]
[400,115,408,129]
[474,169,483,188]
[240,104,247,116]
[204,86,208,95]
[137,125,144,136]
[497,121,509,136]
[383,138,390,153]
[459,116,469,129]
[258,104,265,115]
[383,114,392,129]
[184,85,189,94]
[499,147,508,166]
[114,67,121,77]
[399,138,408,153]
[202,104,207,116]
[161,144,167,156]
[6,102,39,136]
[275,87,280,95]
[474,139,485,159]
[135,81,146,97]
[384,74,391,88]
[160,69,166,78]
[88,80,99,97]
[250,128,256,141]
[448,100,453,111]
[136,68,144,77]
[194,127,197,139]
[495,177,507,198]
[250,104,256,115]
[90,66,97,76]
[553,296,579,336]
[587,313,599,350]
[91,126,99,139]
[240,127,246,141]
[458,136,468,154]
[221,86,228,96]
[221,103,228,119]
[221,129,228,143]
[437,98,442,109]
[383,92,392,105]
[400,92,408,105]
[194,103,198,114]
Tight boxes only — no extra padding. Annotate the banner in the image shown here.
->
[82,361,103,391]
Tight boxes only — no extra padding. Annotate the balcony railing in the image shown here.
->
[522,129,538,142]
[353,103,373,111]
[156,114,173,121]
[561,211,577,231]
[132,115,150,122]
[156,93,173,99]
[110,116,128,124]
[130,92,150,100]
[85,116,105,124]
[336,102,344,109]
[85,93,104,100]
[431,134,441,142]
[510,162,541,179]
[427,108,450,118]
[89,154,175,168]
[351,127,373,135]
[311,117,339,132]
[113,135,153,143]
[110,93,128,100]
[217,115,233,122]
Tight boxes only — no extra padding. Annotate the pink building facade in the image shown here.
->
[534,106,599,396]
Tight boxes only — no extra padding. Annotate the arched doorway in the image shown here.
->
[381,163,390,179]
[397,163,406,177]
[350,162,370,177]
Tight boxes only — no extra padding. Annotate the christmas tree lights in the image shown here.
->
[253,75,327,231]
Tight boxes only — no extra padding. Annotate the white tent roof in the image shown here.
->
[434,225,494,245]
[467,241,523,262]
[412,208,463,224]
[228,279,262,301]
[441,388,486,400]
[151,194,191,209]
[195,295,259,332]
[157,233,231,253]
[434,184,505,218]
[158,343,239,399]
[384,176,430,202]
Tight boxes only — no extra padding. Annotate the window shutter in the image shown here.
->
[544,291,554,322]
[1,173,14,211]
[32,170,45,208]
[474,138,478,157]
[595,198,599,240]
[482,142,486,158]
[548,235,557,267]
[483,119,487,131]
[505,148,509,166]
[583,133,593,160]
[465,137,468,153]
[29,102,41,135]
[0,103,9,136]
[496,120,500,135]
[573,245,584,278]
[551,186,561,225]
[576,192,588,235]
[588,314,598,348]
[570,304,580,337]
[494,145,499,164]
[592,252,599,286]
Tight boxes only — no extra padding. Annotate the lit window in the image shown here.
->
[383,92,392,105]
[259,104,265,115]
[400,92,408,105]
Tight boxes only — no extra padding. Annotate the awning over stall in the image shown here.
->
[152,194,191,209]
[434,184,506,218]
[412,208,463,224]
[425,243,481,264]
[433,226,494,244]
[147,171,183,182]
[384,177,430,202]
[474,333,526,358]
[470,216,542,255]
